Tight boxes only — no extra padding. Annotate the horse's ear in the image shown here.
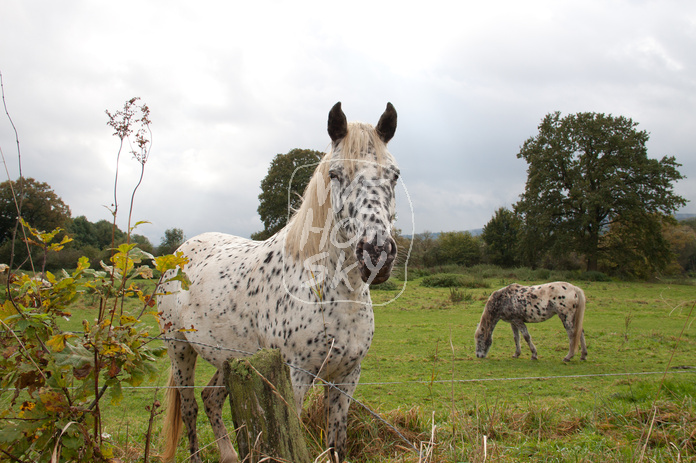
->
[328,102,348,143]
[376,102,397,143]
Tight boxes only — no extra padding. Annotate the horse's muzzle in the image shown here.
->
[356,236,397,284]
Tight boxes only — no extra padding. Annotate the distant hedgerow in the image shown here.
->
[577,271,611,282]
[420,273,490,289]
[370,279,400,291]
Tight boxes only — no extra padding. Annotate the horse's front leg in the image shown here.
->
[290,368,313,417]
[324,365,361,462]
[510,323,522,358]
[516,322,538,360]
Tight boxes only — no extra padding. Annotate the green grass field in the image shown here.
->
[57,275,696,462]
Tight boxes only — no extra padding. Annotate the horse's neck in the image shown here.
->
[480,305,499,333]
[281,227,368,303]
[326,244,366,297]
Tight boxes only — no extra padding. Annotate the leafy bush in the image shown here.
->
[420,273,490,289]
[0,97,188,462]
[449,287,473,303]
[371,279,400,291]
[577,270,611,282]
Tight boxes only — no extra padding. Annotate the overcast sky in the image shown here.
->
[1,1,694,245]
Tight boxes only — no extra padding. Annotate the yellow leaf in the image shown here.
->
[120,315,137,325]
[76,256,90,271]
[0,300,18,322]
[46,333,75,352]
[154,251,189,273]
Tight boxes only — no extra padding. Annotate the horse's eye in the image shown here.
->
[328,170,339,180]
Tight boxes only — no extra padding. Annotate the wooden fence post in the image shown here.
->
[223,348,311,463]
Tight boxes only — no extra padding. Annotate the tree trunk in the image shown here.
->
[223,348,311,463]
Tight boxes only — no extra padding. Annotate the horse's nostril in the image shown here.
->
[386,238,396,256]
[355,236,397,284]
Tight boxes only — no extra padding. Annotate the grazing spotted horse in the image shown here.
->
[474,282,587,362]
[159,102,400,463]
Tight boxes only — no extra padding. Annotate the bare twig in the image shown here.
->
[143,388,161,463]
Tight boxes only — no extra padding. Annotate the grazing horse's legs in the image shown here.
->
[168,341,203,463]
[579,329,587,360]
[560,312,582,362]
[510,324,522,358]
[202,370,238,463]
[512,321,538,360]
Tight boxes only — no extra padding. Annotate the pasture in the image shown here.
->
[60,270,695,462]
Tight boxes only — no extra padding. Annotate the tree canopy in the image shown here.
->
[481,207,521,267]
[0,177,174,269]
[252,148,324,240]
[0,177,71,244]
[515,112,686,272]
[436,231,481,266]
[158,227,185,255]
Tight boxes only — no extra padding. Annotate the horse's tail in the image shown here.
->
[161,370,182,462]
[572,286,586,355]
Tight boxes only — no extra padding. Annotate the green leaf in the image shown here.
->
[108,381,123,405]
[165,269,191,291]
[54,342,94,370]
[0,426,23,443]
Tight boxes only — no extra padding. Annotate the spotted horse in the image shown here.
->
[159,102,400,463]
[474,282,587,362]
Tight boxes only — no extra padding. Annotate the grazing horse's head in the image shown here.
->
[474,322,493,358]
[325,102,399,285]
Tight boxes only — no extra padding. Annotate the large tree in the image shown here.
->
[252,148,324,240]
[0,177,71,244]
[515,112,686,272]
[436,231,482,266]
[158,228,185,256]
[482,207,522,267]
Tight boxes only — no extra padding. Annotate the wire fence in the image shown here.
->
[4,329,695,392]
[3,328,695,457]
[124,333,696,457]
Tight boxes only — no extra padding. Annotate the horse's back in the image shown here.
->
[158,231,277,366]
[493,281,581,323]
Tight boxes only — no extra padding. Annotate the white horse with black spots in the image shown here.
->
[158,102,400,462]
[474,282,587,362]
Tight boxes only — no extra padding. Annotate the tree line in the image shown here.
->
[254,112,692,279]
[400,214,696,278]
[0,177,185,271]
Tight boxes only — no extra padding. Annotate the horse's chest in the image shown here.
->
[282,305,374,380]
